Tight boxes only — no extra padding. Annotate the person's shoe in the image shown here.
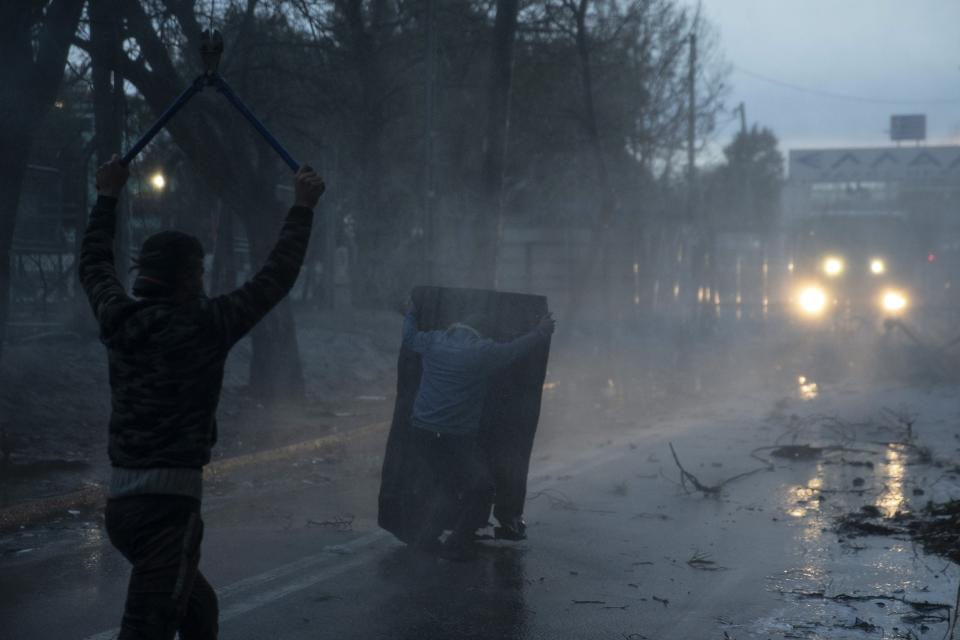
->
[439,538,478,562]
[494,517,527,541]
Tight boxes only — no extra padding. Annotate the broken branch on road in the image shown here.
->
[306,514,355,531]
[687,550,729,571]
[783,589,951,618]
[667,442,772,495]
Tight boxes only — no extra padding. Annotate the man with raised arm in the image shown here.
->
[79,155,325,639]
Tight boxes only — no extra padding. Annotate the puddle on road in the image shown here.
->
[731,412,959,639]
[0,509,107,574]
[755,535,951,638]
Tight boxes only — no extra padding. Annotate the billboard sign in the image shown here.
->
[890,114,926,142]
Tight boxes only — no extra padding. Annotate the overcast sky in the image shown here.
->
[695,0,960,157]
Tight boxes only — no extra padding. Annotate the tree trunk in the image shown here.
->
[354,94,386,305]
[239,196,306,402]
[69,143,98,336]
[0,141,30,363]
[249,300,305,401]
[91,0,128,284]
[338,0,391,306]
[211,200,237,295]
[471,0,520,289]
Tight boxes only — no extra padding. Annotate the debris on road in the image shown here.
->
[306,514,355,531]
[631,512,670,521]
[768,444,824,460]
[686,551,728,571]
[667,442,771,495]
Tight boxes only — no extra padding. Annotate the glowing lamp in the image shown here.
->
[881,290,908,314]
[822,256,844,277]
[797,286,827,316]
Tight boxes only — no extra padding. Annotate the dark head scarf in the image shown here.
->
[132,231,204,298]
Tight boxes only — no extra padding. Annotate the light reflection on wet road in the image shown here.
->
[876,446,906,519]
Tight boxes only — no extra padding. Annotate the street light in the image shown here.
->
[150,171,166,191]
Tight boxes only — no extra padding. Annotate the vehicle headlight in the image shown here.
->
[823,256,845,277]
[797,286,828,316]
[870,258,886,275]
[881,289,908,313]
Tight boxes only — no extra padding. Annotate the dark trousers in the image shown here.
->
[484,422,536,525]
[414,428,494,543]
[105,495,218,640]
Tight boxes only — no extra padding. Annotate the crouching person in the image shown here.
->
[403,303,556,561]
[79,155,325,639]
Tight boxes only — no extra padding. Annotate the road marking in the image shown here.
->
[216,530,388,599]
[216,550,381,621]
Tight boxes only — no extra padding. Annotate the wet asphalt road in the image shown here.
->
[3,378,960,639]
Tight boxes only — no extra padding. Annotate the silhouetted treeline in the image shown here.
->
[1,0,739,400]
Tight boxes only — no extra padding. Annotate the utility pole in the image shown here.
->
[422,0,437,284]
[686,33,696,199]
[686,30,698,301]
[737,101,747,135]
[687,31,710,331]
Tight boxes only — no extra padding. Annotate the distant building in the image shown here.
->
[783,145,960,225]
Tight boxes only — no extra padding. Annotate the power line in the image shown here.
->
[733,65,960,106]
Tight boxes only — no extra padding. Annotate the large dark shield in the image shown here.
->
[377,286,551,544]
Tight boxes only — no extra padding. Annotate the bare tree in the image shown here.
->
[531,0,639,324]
[519,0,725,321]
[0,0,85,366]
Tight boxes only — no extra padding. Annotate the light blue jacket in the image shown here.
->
[402,311,547,435]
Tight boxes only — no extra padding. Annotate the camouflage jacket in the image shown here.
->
[79,195,313,469]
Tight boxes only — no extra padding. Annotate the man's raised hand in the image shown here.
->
[95,154,130,198]
[294,165,326,209]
